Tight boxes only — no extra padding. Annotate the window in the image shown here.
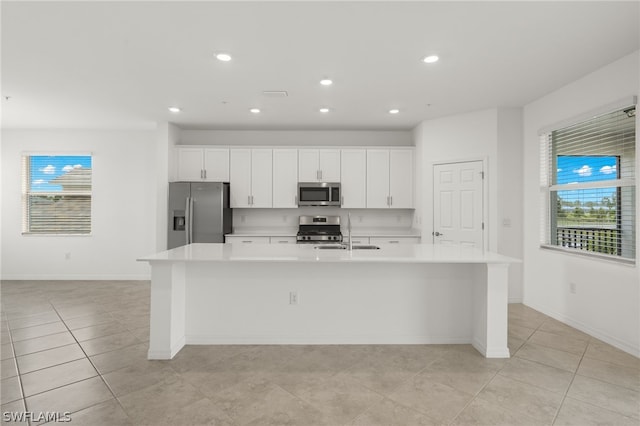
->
[22,154,92,235]
[540,104,636,262]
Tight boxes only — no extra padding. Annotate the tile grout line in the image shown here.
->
[47,298,134,423]
[448,308,550,425]
[3,313,29,426]
[549,335,591,425]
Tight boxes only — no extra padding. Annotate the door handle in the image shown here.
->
[390,195,393,206]
[433,231,443,237]
[185,198,191,245]
[248,195,251,205]
[204,169,207,179]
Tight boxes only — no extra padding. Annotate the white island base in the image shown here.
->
[139,243,517,359]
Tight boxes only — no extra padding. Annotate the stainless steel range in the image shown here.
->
[296,215,343,244]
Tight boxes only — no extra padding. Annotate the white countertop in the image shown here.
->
[226,227,421,238]
[139,243,520,264]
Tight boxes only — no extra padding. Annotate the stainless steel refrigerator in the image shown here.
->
[168,182,232,249]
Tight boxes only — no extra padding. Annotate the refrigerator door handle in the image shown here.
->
[185,197,191,245]
[188,197,194,244]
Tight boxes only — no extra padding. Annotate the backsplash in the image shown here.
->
[232,208,415,230]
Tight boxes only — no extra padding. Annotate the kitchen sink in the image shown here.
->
[314,245,380,250]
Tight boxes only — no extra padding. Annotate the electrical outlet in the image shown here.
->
[289,291,298,305]
[569,282,577,294]
[65,252,71,260]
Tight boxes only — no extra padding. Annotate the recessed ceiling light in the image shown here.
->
[216,53,232,62]
[388,109,400,114]
[423,55,439,64]
[320,79,333,86]
[168,106,181,113]
[249,108,261,114]
[319,108,330,113]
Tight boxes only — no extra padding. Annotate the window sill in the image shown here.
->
[540,244,636,267]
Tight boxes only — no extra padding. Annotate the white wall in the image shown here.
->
[179,130,412,146]
[523,51,639,356]
[414,108,524,302]
[1,129,156,280]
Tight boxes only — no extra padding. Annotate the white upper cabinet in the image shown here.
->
[366,149,413,208]
[176,147,229,181]
[273,149,298,208]
[298,149,340,182]
[340,149,367,208]
[366,150,391,208]
[388,149,413,208]
[203,148,230,181]
[230,149,273,208]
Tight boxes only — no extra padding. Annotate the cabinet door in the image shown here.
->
[250,149,273,208]
[389,150,413,208]
[273,149,298,208]
[366,149,390,208]
[229,149,252,207]
[225,236,270,244]
[177,148,204,181]
[298,149,319,181]
[319,149,341,181]
[370,237,420,244]
[203,148,229,182]
[341,149,366,208]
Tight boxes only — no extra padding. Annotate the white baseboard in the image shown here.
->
[0,274,151,281]
[508,297,523,303]
[525,301,640,358]
[185,334,471,345]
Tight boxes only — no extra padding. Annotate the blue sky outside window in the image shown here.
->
[30,155,92,192]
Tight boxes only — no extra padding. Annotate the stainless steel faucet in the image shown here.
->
[347,212,353,251]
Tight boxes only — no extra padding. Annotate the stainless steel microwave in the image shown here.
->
[297,182,341,206]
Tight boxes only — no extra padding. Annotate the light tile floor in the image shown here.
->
[1,280,638,425]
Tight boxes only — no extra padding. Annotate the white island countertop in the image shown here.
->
[139,243,520,264]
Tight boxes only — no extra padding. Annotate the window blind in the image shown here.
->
[540,106,636,261]
[22,155,92,235]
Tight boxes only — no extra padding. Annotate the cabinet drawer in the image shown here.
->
[225,236,270,244]
[345,238,369,245]
[369,237,420,244]
[270,237,297,244]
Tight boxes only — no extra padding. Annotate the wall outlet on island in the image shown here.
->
[64,252,71,260]
[569,282,577,294]
[289,291,299,305]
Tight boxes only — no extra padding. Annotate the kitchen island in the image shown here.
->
[138,243,519,360]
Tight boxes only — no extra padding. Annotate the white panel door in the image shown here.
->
[366,149,390,208]
[177,148,204,181]
[203,148,229,182]
[319,149,341,181]
[389,149,413,208]
[340,149,366,208]
[229,149,252,207]
[433,161,484,247]
[273,149,298,208]
[250,149,273,208]
[298,149,320,181]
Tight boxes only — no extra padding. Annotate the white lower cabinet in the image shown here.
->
[225,236,270,244]
[370,237,421,244]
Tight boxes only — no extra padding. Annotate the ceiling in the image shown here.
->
[2,1,638,131]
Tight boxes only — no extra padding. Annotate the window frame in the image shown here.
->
[21,152,93,236]
[539,100,636,265]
